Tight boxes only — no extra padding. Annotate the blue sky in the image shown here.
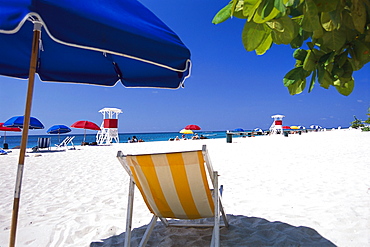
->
[0,0,369,135]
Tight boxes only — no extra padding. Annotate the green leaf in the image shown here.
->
[351,0,367,33]
[262,0,275,20]
[319,51,335,65]
[312,26,324,39]
[365,30,370,42]
[317,66,333,89]
[212,3,232,24]
[334,77,354,96]
[321,12,335,31]
[242,21,269,51]
[256,33,273,54]
[335,51,349,68]
[322,30,346,51]
[341,59,354,78]
[312,0,338,12]
[287,79,306,95]
[283,66,309,95]
[270,15,297,44]
[253,0,281,23]
[283,67,305,86]
[303,49,316,72]
[274,0,286,13]
[301,0,321,32]
[290,33,304,48]
[244,0,263,20]
[328,5,342,29]
[342,9,356,30]
[353,40,370,64]
[293,48,308,60]
[308,69,317,92]
[232,0,247,19]
[332,64,344,78]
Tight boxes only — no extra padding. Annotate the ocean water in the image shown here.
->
[0,131,228,149]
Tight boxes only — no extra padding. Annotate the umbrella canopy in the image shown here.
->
[4,116,44,129]
[290,126,300,130]
[234,128,244,132]
[282,126,291,129]
[0,1,191,245]
[0,123,22,132]
[71,121,101,142]
[0,0,191,88]
[184,125,201,130]
[0,123,22,143]
[47,124,71,134]
[71,121,100,130]
[180,129,194,134]
[47,124,72,143]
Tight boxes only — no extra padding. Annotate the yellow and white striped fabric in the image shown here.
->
[126,150,215,219]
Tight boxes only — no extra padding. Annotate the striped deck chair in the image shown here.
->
[36,137,51,151]
[55,136,75,150]
[116,145,228,247]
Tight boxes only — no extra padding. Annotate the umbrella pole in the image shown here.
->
[9,21,42,247]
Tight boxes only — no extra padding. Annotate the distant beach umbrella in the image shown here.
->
[253,128,263,132]
[184,125,201,130]
[180,129,193,134]
[0,123,21,143]
[47,124,71,134]
[282,126,291,129]
[4,116,44,129]
[310,125,322,129]
[290,126,300,130]
[234,128,244,132]
[47,124,71,142]
[71,121,100,142]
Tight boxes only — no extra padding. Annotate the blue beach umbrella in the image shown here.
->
[234,128,244,132]
[47,124,71,142]
[0,1,191,245]
[4,116,44,129]
[47,124,71,134]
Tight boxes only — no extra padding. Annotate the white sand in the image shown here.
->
[1,130,369,246]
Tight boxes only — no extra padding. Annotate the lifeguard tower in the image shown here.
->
[96,108,122,145]
[269,114,285,135]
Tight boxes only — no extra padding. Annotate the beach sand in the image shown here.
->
[1,129,369,246]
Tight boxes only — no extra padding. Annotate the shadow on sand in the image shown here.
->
[90,214,336,247]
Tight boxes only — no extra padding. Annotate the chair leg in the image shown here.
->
[124,178,135,247]
[138,215,158,247]
[211,171,220,247]
[219,199,229,228]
